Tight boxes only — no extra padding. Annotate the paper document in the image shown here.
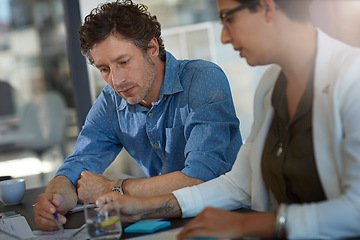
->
[33,225,89,240]
[69,203,96,214]
[0,215,35,240]
[0,212,88,240]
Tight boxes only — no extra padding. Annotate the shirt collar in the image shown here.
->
[118,51,183,111]
[160,51,184,96]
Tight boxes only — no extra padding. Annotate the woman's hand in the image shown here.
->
[177,207,276,240]
[96,192,182,223]
[96,192,146,222]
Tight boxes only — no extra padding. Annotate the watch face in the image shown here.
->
[112,187,123,194]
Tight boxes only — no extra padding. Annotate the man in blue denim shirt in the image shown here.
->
[33,0,241,230]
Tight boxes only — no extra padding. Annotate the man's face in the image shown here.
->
[90,34,156,105]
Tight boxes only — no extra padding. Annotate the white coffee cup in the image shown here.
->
[0,178,26,205]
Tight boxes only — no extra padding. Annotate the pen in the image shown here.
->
[49,200,64,233]
[53,211,64,233]
[69,223,86,240]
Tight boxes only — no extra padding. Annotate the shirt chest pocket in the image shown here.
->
[165,125,186,159]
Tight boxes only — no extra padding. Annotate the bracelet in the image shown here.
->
[274,203,287,239]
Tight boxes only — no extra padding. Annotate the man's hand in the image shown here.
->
[33,193,67,231]
[177,207,276,240]
[96,192,182,223]
[33,175,77,231]
[77,171,115,203]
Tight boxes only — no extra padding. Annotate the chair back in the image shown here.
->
[17,91,68,152]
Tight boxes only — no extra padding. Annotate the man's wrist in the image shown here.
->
[112,178,129,194]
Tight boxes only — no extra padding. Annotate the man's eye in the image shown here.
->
[100,68,109,73]
[120,59,129,65]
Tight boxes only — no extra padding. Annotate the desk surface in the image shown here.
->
[1,187,252,239]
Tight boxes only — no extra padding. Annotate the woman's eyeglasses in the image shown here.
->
[219,0,280,27]
[219,0,260,23]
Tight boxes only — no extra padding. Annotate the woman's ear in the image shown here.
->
[260,0,278,22]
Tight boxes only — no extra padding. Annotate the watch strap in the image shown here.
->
[112,178,128,194]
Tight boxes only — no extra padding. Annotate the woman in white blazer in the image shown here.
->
[97,0,360,239]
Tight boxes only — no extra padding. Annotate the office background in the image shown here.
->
[0,0,359,189]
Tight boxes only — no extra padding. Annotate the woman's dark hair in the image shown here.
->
[275,0,312,22]
[79,0,166,65]
[236,0,312,23]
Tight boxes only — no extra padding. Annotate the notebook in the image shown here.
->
[125,220,171,233]
[0,215,35,239]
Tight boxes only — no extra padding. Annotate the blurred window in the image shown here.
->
[0,0,78,164]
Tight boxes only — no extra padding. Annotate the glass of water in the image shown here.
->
[84,202,122,240]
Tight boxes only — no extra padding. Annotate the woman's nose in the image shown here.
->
[220,26,232,45]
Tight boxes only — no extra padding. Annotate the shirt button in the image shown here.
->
[154,142,159,148]
[149,113,153,118]
[163,166,166,171]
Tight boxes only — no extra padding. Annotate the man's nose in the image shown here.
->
[110,67,126,87]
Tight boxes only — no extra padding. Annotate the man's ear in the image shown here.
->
[260,0,277,22]
[147,37,159,57]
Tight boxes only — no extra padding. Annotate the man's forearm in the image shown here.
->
[123,171,204,198]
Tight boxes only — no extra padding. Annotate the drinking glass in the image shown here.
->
[84,202,122,240]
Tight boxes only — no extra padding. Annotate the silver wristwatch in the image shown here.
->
[112,178,128,194]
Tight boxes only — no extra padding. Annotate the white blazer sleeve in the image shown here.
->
[173,141,252,218]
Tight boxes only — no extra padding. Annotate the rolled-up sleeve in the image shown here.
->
[180,66,242,181]
[55,89,122,185]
